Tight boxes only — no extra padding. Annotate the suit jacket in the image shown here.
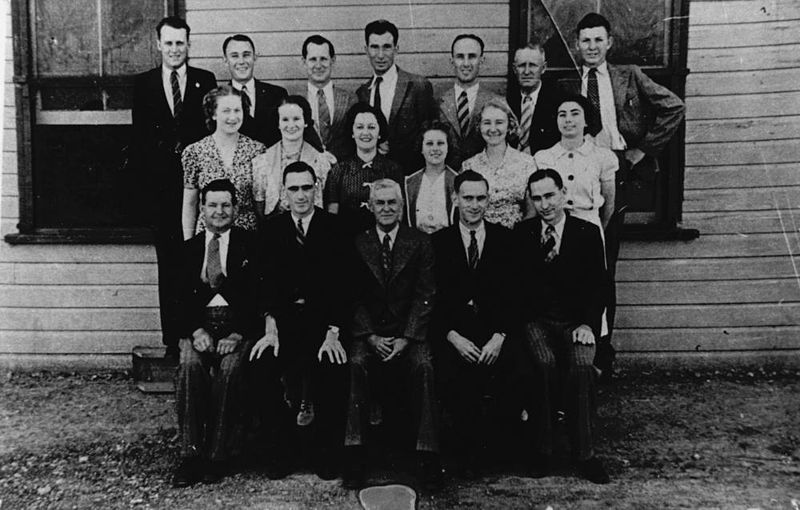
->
[507,79,563,155]
[437,84,500,169]
[132,65,217,196]
[560,64,685,157]
[257,208,350,334]
[356,67,437,173]
[179,227,261,340]
[320,84,359,161]
[515,214,606,336]
[403,166,458,228]
[352,224,436,342]
[432,222,517,346]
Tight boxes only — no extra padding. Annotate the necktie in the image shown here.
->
[468,229,478,270]
[587,68,601,122]
[296,217,305,246]
[381,233,392,279]
[372,76,383,117]
[241,84,252,118]
[170,70,182,118]
[205,233,224,289]
[542,225,557,263]
[317,88,331,144]
[457,90,470,135]
[518,94,533,153]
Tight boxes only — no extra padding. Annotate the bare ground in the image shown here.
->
[1,368,799,509]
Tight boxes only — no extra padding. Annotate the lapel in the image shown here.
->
[439,88,460,135]
[404,171,423,226]
[608,64,627,114]
[331,85,349,125]
[303,207,325,246]
[182,67,204,114]
[359,229,385,286]
[388,224,415,282]
[444,167,457,224]
[226,228,245,276]
[149,68,173,121]
[389,68,412,126]
[190,233,206,283]
[448,224,470,271]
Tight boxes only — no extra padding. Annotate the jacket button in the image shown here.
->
[567,199,573,205]
[567,153,573,158]
[568,174,574,181]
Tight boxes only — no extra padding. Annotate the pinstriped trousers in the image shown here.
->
[523,319,597,461]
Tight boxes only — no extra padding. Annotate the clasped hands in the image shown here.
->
[367,334,408,362]
[191,328,241,355]
[447,331,504,365]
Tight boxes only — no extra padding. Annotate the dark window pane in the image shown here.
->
[35,0,99,77]
[39,85,103,110]
[102,0,164,75]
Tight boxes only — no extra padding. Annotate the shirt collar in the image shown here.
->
[205,228,231,244]
[582,61,608,79]
[374,64,398,85]
[554,138,592,157]
[454,81,479,97]
[520,82,542,99]
[376,223,400,245]
[459,220,485,239]
[307,81,334,97]
[541,213,566,239]
[162,63,187,79]
[291,208,315,228]
[232,78,256,92]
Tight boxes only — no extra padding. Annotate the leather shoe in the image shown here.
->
[342,447,366,489]
[417,452,444,490]
[315,453,338,481]
[528,453,551,479]
[171,457,200,488]
[202,460,226,484]
[580,457,610,484]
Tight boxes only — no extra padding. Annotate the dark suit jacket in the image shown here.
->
[515,214,606,336]
[560,64,685,157]
[179,227,261,340]
[432,222,517,346]
[352,224,436,342]
[437,84,500,169]
[132,65,217,198]
[257,208,350,335]
[507,79,563,155]
[321,84,358,161]
[356,67,437,173]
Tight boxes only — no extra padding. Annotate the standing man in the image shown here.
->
[223,34,323,150]
[302,35,358,162]
[172,179,260,487]
[507,43,562,156]
[133,16,217,358]
[431,170,519,478]
[437,34,502,170]
[356,19,437,173]
[343,179,441,490]
[564,13,685,378]
[249,161,350,480]
[516,169,608,484]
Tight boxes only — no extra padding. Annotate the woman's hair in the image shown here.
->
[477,97,520,147]
[557,93,598,135]
[278,95,314,130]
[344,102,389,144]
[202,85,243,132]
[416,119,453,156]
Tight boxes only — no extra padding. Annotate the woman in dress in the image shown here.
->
[323,102,404,235]
[252,95,331,220]
[461,97,537,228]
[533,94,617,232]
[181,85,265,238]
[404,119,458,234]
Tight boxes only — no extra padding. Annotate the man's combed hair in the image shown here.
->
[156,16,190,39]
[302,34,336,59]
[454,170,489,193]
[576,12,612,36]
[364,19,399,45]
[451,33,485,56]
[223,34,256,55]
[369,178,403,204]
[201,179,238,205]
[527,168,564,191]
[283,161,317,183]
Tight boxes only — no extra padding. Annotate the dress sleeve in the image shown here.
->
[599,147,619,182]
[324,162,343,205]
[181,143,201,189]
[251,153,267,202]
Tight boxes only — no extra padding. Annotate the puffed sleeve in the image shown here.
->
[599,147,618,182]
[182,142,202,189]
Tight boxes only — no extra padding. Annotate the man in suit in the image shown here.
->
[507,42,562,156]
[172,179,260,487]
[437,34,502,170]
[515,168,609,484]
[223,34,323,150]
[302,35,358,162]
[133,16,217,358]
[562,13,686,379]
[343,179,442,489]
[356,19,437,173]
[431,170,518,477]
[249,161,349,480]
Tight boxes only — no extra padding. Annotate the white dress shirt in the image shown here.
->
[161,63,187,115]
[232,78,256,117]
[454,82,480,114]
[370,64,399,123]
[581,63,626,151]
[459,220,486,260]
[541,213,566,255]
[202,229,231,306]
[308,81,335,129]
[376,223,400,249]
[291,208,315,236]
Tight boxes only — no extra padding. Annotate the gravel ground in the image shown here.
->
[1,368,798,509]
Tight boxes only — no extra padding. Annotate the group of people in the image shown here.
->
[131,12,685,491]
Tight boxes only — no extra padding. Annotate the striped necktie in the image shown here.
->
[296,217,306,246]
[587,68,601,122]
[457,90,470,135]
[381,234,392,280]
[317,88,331,144]
[205,233,224,289]
[542,225,557,263]
[241,84,252,118]
[170,70,182,118]
[468,229,478,270]
[372,76,383,116]
[518,94,533,152]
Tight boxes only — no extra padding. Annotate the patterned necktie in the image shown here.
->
[170,70,182,118]
[381,233,392,279]
[372,76,383,117]
[468,229,478,270]
[542,225,557,263]
[317,88,331,144]
[205,233,224,289]
[296,217,305,246]
[587,68,601,122]
[518,94,533,153]
[241,84,252,118]
[457,90,470,135]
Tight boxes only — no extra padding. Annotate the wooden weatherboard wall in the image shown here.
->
[614,0,800,359]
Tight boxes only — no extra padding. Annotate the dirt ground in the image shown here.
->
[1,367,798,510]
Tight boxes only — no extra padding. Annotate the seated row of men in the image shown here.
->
[174,163,609,490]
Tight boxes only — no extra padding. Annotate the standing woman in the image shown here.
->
[461,97,537,228]
[404,120,458,234]
[252,95,331,220]
[323,102,404,235]
[182,85,266,238]
[533,94,617,233]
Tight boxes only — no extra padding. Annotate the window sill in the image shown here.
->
[4,228,153,245]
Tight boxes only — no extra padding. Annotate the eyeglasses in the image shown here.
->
[286,185,315,192]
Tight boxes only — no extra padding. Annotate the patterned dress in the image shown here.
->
[182,134,266,232]
[461,145,537,228]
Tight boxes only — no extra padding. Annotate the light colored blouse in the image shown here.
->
[414,170,450,234]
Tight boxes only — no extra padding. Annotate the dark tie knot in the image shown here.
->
[469,229,477,239]
[523,94,532,104]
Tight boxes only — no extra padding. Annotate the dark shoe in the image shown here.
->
[580,457,610,484]
[264,458,292,480]
[417,452,444,491]
[315,452,338,481]
[342,447,366,489]
[528,453,551,479]
[369,401,383,426]
[201,460,227,484]
[164,344,179,361]
[296,400,315,427]
[171,458,200,488]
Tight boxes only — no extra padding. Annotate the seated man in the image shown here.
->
[344,178,441,489]
[515,168,609,484]
[172,179,260,487]
[249,161,350,480]
[431,170,518,478]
